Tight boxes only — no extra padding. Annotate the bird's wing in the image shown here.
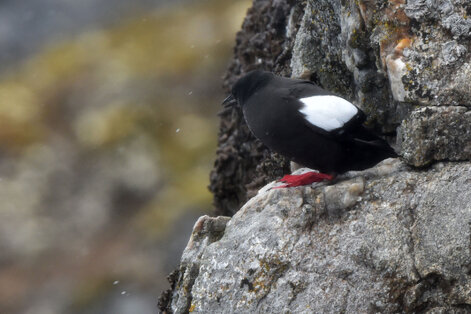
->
[282,79,366,138]
[298,95,358,131]
[296,94,365,136]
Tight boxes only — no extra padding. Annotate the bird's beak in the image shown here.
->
[222,94,235,108]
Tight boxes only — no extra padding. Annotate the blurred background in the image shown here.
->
[0,0,250,313]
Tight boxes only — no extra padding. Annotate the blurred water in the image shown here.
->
[0,0,250,313]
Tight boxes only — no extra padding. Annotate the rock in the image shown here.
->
[441,41,467,66]
[402,0,471,106]
[290,0,471,118]
[170,215,231,313]
[171,160,471,312]
[323,177,365,216]
[398,106,471,166]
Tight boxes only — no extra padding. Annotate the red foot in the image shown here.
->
[273,171,334,189]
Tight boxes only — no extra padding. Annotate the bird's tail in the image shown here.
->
[342,127,397,172]
[353,138,397,157]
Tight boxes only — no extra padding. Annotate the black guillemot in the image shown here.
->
[223,70,397,188]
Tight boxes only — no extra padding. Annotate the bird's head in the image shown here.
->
[222,70,274,108]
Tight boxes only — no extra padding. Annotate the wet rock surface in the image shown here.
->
[172,160,471,313]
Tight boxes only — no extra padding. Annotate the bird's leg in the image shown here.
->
[274,171,334,189]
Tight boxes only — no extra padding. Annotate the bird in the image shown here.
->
[222,70,397,188]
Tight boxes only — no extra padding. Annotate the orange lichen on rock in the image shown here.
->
[356,0,412,70]
[393,37,412,58]
[386,37,413,101]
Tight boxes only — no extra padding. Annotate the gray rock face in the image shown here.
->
[399,106,471,166]
[171,160,471,313]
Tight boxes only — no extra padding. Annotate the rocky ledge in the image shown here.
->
[170,159,471,313]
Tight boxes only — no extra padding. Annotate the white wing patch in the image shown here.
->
[299,95,358,132]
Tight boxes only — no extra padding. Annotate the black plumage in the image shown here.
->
[224,70,396,178]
